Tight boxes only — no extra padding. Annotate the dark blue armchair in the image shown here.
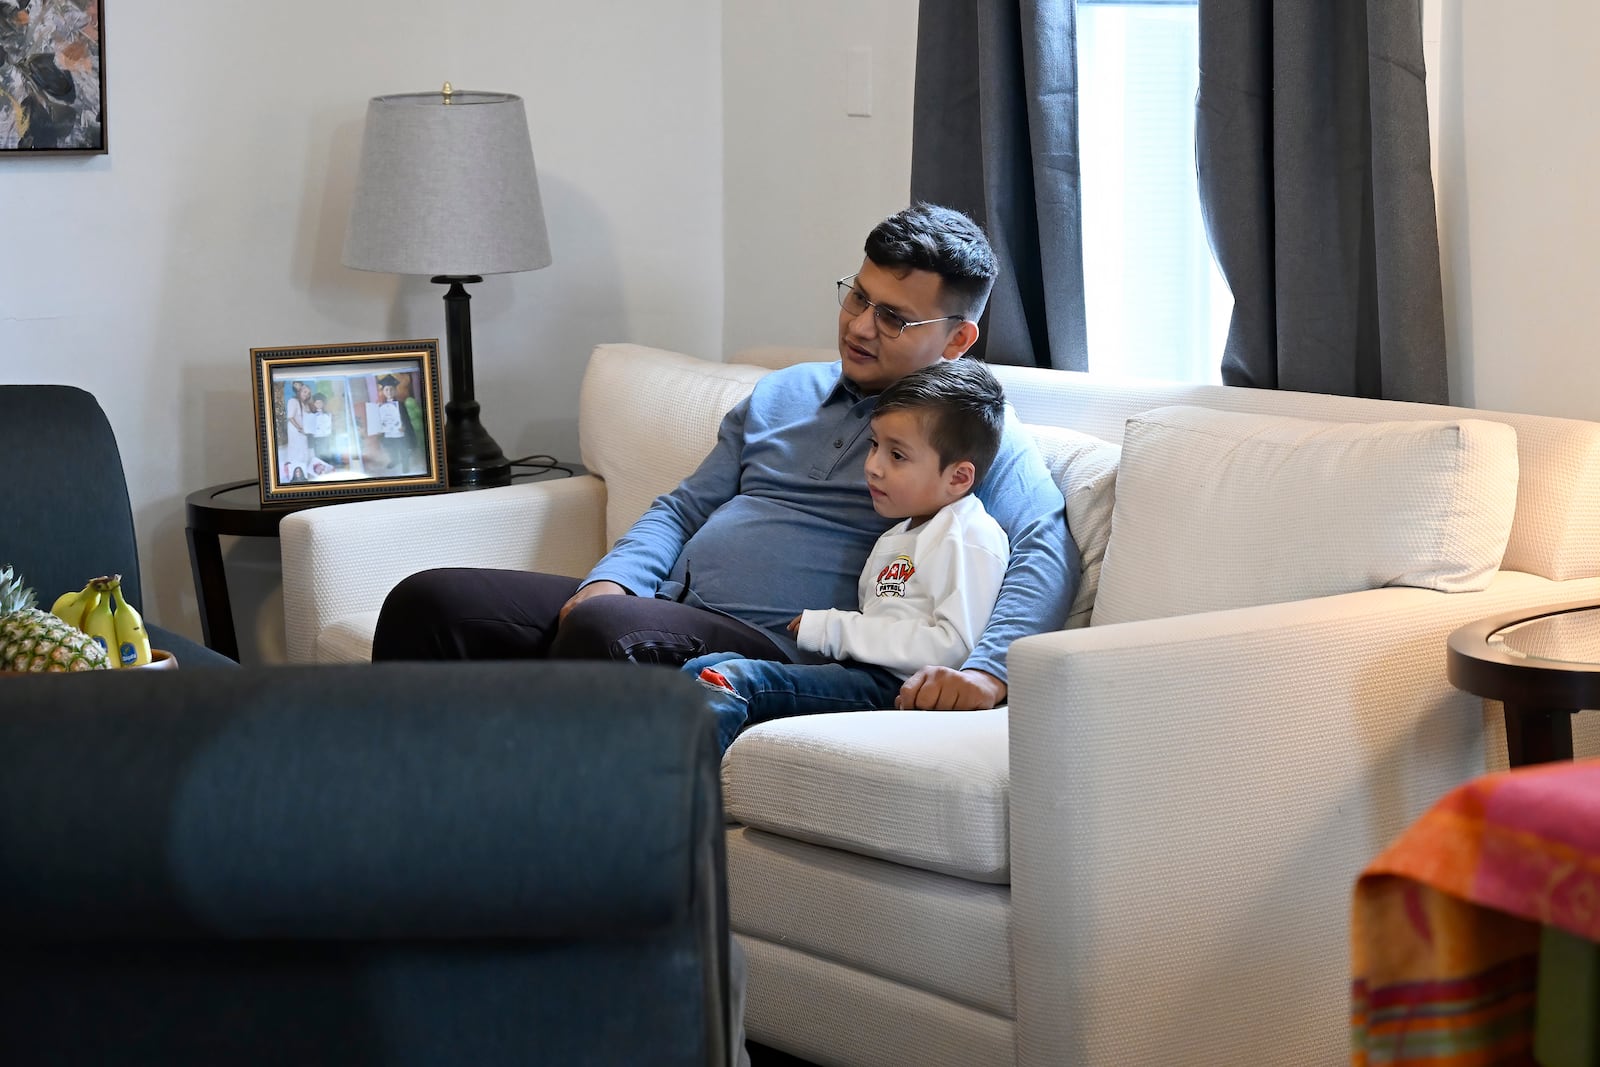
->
[0,661,732,1066]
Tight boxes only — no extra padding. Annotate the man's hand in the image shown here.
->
[787,613,803,634]
[896,667,1006,711]
[558,580,627,623]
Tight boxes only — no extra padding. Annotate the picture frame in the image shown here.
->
[0,0,106,154]
[250,339,447,505]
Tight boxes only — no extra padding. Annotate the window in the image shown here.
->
[1076,0,1230,383]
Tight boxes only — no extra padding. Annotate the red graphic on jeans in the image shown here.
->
[876,555,915,599]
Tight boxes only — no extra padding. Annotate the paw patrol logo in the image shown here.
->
[876,555,915,599]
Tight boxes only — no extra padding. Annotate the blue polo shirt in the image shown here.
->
[584,360,1076,680]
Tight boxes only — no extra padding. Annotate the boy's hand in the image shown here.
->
[896,667,1006,711]
[787,613,803,633]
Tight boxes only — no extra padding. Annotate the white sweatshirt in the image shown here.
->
[795,494,1010,679]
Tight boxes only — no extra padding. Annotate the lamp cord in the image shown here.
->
[507,454,578,480]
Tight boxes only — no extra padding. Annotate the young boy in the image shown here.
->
[374,374,407,471]
[307,391,336,469]
[683,357,1011,752]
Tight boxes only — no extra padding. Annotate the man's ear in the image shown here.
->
[942,320,980,359]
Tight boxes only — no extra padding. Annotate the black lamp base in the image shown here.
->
[444,398,512,489]
[434,274,512,490]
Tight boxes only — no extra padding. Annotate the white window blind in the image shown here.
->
[1076,0,1230,383]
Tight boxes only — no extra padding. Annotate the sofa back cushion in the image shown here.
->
[1092,405,1521,625]
[728,345,836,370]
[992,365,1600,582]
[580,345,770,546]
[1027,426,1120,628]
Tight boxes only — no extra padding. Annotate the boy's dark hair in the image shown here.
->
[312,392,328,405]
[864,203,999,321]
[873,358,1006,487]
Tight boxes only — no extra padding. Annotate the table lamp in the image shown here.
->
[343,84,552,489]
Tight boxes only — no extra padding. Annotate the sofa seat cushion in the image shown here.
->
[722,709,1010,883]
[1093,405,1521,625]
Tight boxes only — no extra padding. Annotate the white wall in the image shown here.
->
[1430,0,1600,419]
[2,0,724,654]
[723,0,1600,427]
[722,0,920,354]
[10,1,1590,657]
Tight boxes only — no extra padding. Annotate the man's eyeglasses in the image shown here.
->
[836,276,964,339]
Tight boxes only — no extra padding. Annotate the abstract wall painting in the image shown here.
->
[0,0,105,153]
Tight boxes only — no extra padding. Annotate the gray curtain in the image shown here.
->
[1196,0,1447,401]
[911,0,1087,371]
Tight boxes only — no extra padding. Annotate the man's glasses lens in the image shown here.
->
[836,279,908,338]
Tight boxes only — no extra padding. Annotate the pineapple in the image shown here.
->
[0,566,111,672]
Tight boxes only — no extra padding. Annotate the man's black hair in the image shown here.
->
[864,203,999,320]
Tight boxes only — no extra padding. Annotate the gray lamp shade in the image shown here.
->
[343,90,552,277]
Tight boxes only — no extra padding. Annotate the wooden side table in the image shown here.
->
[1446,600,1600,767]
[185,481,337,662]
[186,463,583,662]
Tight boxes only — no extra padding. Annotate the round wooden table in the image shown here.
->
[1447,599,1600,767]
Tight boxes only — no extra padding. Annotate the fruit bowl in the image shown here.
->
[1,568,168,674]
[131,649,178,670]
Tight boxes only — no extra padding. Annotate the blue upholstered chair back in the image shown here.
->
[0,384,233,666]
[0,662,733,1065]
[0,384,146,608]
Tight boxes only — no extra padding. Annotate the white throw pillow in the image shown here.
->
[1027,425,1120,628]
[1092,405,1520,625]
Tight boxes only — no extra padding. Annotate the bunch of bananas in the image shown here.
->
[50,574,152,668]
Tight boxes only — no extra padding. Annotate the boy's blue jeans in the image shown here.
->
[683,652,903,752]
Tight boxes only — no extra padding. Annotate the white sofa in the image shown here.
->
[281,344,1600,1066]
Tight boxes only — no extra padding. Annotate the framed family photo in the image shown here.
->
[0,0,106,153]
[250,339,446,505]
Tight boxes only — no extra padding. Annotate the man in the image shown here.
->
[372,203,1076,711]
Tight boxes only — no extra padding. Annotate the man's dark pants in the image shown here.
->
[371,569,790,666]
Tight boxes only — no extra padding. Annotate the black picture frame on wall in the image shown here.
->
[250,340,448,505]
[0,0,106,154]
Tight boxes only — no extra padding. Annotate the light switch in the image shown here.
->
[847,46,872,117]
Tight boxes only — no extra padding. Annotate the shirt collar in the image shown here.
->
[824,362,870,406]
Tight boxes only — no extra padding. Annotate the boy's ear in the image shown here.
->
[947,459,976,494]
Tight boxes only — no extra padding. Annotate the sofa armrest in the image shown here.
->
[280,476,608,664]
[1005,571,1600,1067]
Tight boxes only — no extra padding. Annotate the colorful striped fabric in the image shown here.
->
[1350,758,1600,1065]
